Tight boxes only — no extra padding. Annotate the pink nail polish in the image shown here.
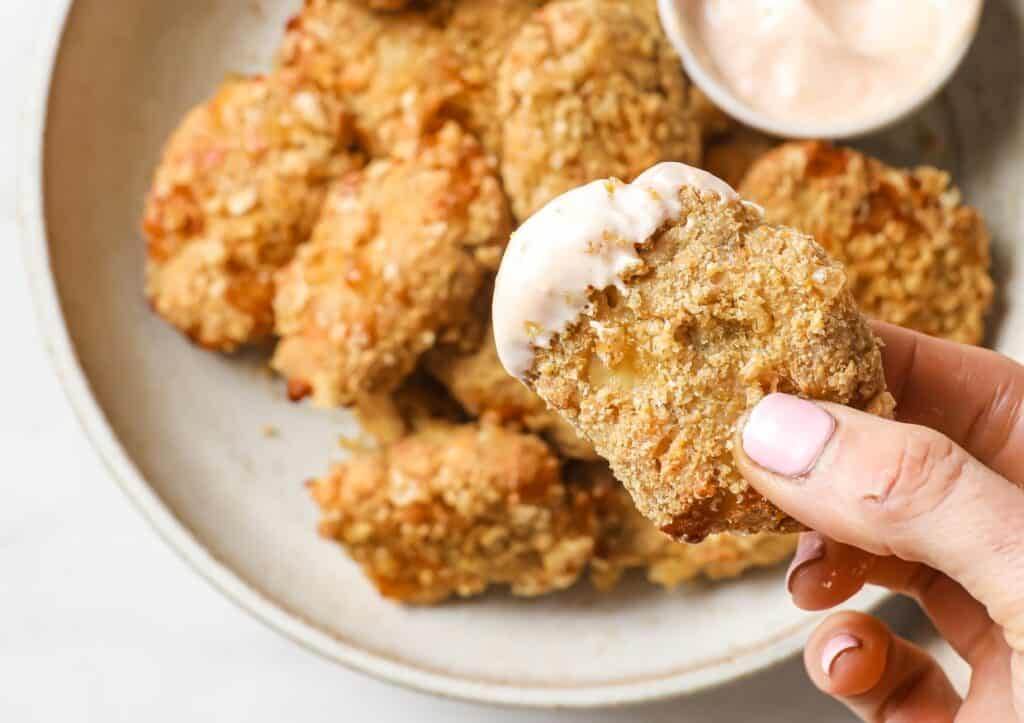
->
[821,633,861,677]
[742,394,836,477]
[785,533,827,593]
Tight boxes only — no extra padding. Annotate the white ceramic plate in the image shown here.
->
[18,0,1024,709]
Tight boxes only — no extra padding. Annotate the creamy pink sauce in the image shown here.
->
[492,163,750,381]
[680,0,979,127]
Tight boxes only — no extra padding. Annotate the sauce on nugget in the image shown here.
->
[492,163,749,380]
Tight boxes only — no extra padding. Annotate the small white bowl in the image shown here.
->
[657,0,985,139]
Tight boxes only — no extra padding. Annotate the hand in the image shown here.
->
[733,321,1024,722]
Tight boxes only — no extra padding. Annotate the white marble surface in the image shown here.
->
[3,2,969,721]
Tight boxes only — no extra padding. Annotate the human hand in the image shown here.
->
[733,321,1024,721]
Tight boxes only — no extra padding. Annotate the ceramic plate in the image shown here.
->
[18,0,1024,708]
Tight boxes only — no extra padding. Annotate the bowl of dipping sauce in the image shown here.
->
[658,0,985,139]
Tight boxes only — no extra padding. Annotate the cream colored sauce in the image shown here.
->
[492,163,746,381]
[681,0,979,127]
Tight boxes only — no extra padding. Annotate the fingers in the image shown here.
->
[806,611,960,722]
[787,533,995,664]
[786,532,872,611]
[734,394,1024,638]
[872,321,1024,481]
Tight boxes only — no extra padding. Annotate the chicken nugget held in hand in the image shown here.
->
[492,162,894,542]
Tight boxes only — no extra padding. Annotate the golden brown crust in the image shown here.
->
[277,0,462,156]
[143,71,360,351]
[497,0,703,219]
[740,141,994,345]
[441,0,547,159]
[423,326,598,459]
[309,423,595,604]
[528,188,893,541]
[575,463,797,590]
[272,121,511,407]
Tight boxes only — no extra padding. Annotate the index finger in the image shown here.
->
[873,321,1024,481]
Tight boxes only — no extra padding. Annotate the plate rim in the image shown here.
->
[16,0,891,709]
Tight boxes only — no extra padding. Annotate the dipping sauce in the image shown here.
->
[677,0,980,129]
[492,163,747,380]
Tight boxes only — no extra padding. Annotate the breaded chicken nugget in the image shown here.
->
[143,70,360,351]
[442,0,546,159]
[423,327,597,460]
[309,423,595,604]
[497,0,703,220]
[575,464,796,590]
[740,142,994,345]
[629,0,736,138]
[272,121,510,407]
[277,0,462,156]
[493,163,893,542]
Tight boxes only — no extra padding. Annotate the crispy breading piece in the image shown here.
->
[309,423,595,604]
[628,0,736,138]
[497,0,703,219]
[574,464,796,590]
[441,0,546,159]
[424,327,598,460]
[272,121,510,407]
[277,0,462,156]
[740,142,994,344]
[702,127,778,189]
[523,184,893,542]
[143,70,360,351]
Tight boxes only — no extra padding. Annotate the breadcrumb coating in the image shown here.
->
[424,326,598,459]
[497,0,703,219]
[277,0,462,156]
[271,121,510,407]
[527,186,893,542]
[741,142,994,344]
[143,70,360,350]
[441,0,547,159]
[576,464,797,591]
[309,423,595,604]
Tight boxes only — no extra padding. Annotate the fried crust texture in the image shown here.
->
[143,70,360,350]
[741,141,994,344]
[527,187,894,541]
[272,121,510,407]
[309,423,595,604]
[497,0,703,219]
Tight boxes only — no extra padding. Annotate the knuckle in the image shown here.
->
[860,428,967,528]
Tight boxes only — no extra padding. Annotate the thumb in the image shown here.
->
[734,393,1024,643]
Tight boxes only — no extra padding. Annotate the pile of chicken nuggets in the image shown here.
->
[142,0,994,603]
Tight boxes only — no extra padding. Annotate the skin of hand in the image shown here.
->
[733,321,1024,722]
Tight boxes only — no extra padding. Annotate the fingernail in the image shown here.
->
[742,394,835,477]
[785,533,827,593]
[821,633,861,677]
